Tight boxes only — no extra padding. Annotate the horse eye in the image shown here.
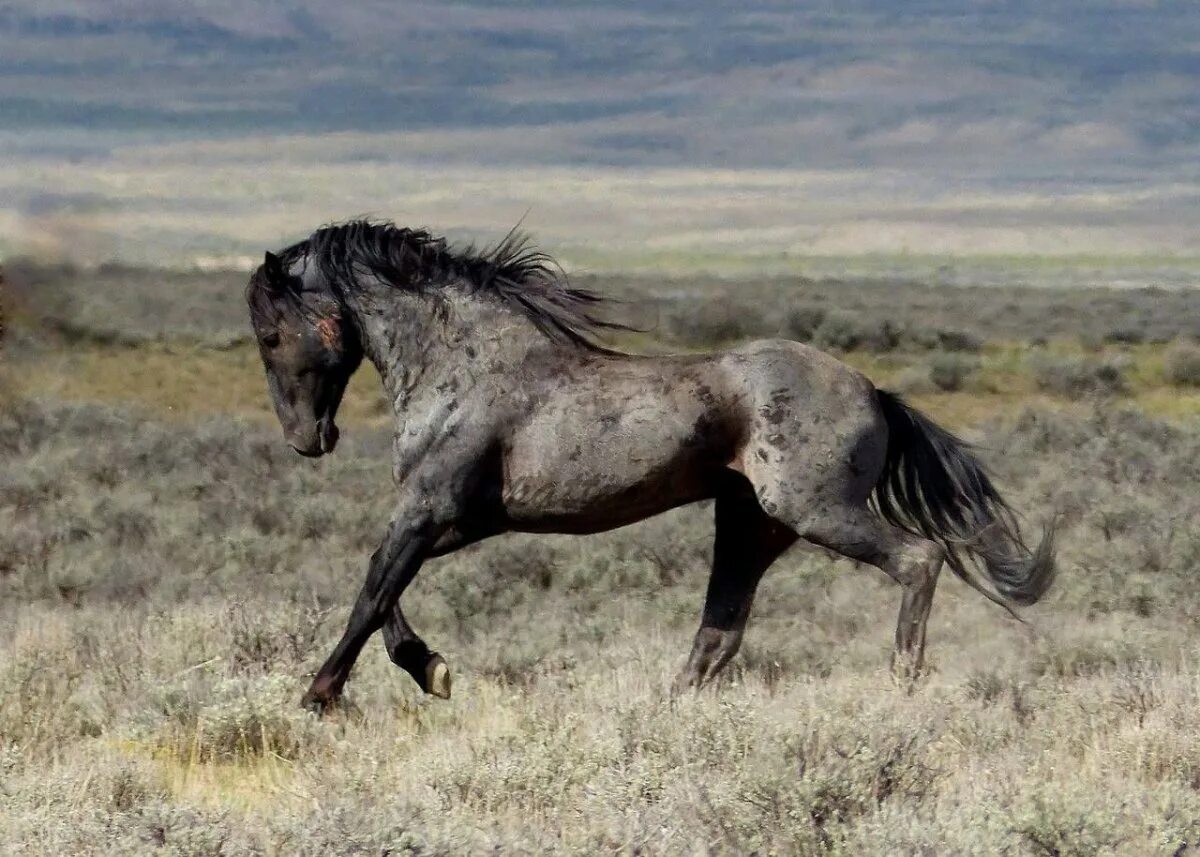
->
[262,332,281,349]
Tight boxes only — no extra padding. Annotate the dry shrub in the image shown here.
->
[1163,338,1200,387]
[135,674,324,763]
[782,304,827,341]
[813,312,902,352]
[1029,352,1127,398]
[890,365,936,394]
[928,352,980,391]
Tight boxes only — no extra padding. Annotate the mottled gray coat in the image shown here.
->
[246,221,1055,711]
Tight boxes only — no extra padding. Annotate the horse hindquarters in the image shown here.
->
[730,363,949,680]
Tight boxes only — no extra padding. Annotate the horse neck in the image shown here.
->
[340,283,550,410]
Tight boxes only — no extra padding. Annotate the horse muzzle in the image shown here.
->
[287,417,338,458]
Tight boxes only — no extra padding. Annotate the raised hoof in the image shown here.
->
[300,691,338,715]
[426,654,452,699]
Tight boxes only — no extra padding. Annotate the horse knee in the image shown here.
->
[894,541,944,589]
[795,509,942,590]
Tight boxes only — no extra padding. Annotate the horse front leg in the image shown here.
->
[302,509,441,712]
[382,604,451,699]
[380,523,496,700]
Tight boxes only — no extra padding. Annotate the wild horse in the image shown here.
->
[245,220,1055,711]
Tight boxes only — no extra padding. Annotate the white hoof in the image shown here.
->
[426,655,451,699]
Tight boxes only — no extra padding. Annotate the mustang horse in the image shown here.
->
[245,219,1055,711]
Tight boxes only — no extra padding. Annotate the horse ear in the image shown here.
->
[263,251,285,283]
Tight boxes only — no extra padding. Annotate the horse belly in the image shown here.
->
[501,409,724,534]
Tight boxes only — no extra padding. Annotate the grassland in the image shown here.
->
[2,263,1200,854]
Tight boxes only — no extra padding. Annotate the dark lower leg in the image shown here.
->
[674,487,796,693]
[675,627,746,693]
[382,604,450,698]
[302,522,431,710]
[375,520,495,698]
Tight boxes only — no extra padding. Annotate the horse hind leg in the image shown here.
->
[673,481,797,694]
[740,399,945,683]
[794,503,945,683]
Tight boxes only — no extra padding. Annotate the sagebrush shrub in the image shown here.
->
[813,313,901,352]
[928,352,980,392]
[1163,339,1200,387]
[938,328,982,352]
[1029,353,1127,398]
[137,674,323,762]
[782,305,827,342]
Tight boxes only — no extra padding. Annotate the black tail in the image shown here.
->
[873,389,1055,610]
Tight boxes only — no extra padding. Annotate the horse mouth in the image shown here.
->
[289,417,339,457]
[291,441,324,458]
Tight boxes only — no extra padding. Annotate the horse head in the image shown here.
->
[245,250,363,457]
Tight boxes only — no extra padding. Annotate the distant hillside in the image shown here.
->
[2,2,1198,175]
[2,2,1198,265]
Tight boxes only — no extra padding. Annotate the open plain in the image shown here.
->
[2,261,1199,854]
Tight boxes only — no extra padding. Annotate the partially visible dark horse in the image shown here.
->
[245,220,1055,711]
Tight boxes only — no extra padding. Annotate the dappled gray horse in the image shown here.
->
[245,220,1055,711]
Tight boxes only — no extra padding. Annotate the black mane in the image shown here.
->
[276,219,626,351]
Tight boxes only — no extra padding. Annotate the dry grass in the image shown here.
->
[5,598,1200,855]
[9,343,391,428]
[3,268,1200,854]
[9,339,1198,434]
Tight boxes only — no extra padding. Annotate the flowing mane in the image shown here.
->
[276,219,627,351]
